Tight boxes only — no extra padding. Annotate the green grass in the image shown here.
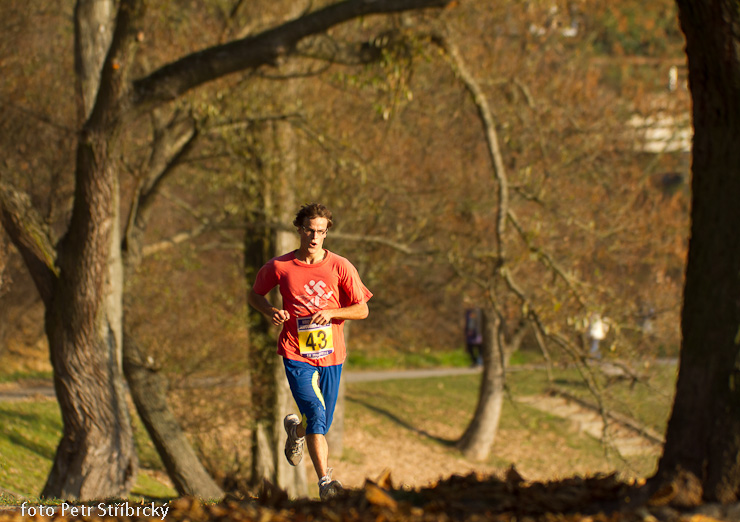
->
[0,401,60,496]
[510,362,678,434]
[0,371,54,384]
[0,400,177,502]
[347,347,474,370]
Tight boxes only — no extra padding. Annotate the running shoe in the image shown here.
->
[283,414,304,466]
[319,469,343,501]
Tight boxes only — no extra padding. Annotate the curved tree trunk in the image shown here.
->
[456,309,509,461]
[41,0,143,497]
[42,142,138,499]
[653,0,740,504]
[123,335,223,498]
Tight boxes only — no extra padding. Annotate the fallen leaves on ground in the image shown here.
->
[1,469,736,522]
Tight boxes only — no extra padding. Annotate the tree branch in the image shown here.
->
[435,27,509,246]
[0,180,57,305]
[132,0,451,108]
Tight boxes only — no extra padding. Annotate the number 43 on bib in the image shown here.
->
[297,317,335,360]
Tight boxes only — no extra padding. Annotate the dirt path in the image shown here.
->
[516,393,662,457]
[0,368,481,402]
[0,381,55,402]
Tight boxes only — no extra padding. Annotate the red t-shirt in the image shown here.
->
[252,250,372,366]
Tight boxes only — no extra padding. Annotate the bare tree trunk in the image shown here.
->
[248,118,307,497]
[39,1,140,499]
[43,327,137,499]
[652,0,740,504]
[42,140,138,499]
[456,309,509,461]
[123,335,223,498]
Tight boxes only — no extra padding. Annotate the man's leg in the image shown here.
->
[313,365,344,499]
[283,359,343,498]
[306,433,329,480]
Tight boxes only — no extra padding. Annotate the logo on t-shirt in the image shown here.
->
[298,279,334,311]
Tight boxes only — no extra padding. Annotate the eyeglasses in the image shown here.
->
[301,226,328,237]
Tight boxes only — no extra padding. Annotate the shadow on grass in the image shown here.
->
[346,397,457,447]
[0,408,61,460]
[553,378,589,388]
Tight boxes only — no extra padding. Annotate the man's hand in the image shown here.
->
[310,303,368,325]
[272,309,290,326]
[310,309,335,326]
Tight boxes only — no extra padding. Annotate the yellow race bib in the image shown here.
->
[297,317,334,360]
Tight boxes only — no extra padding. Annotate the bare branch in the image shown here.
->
[0,180,57,305]
[435,27,509,247]
[141,224,212,258]
[132,0,451,108]
[507,208,587,308]
[123,111,198,268]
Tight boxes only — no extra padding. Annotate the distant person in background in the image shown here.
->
[587,313,609,359]
[465,308,484,367]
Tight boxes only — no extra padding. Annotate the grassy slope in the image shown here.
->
[0,400,177,503]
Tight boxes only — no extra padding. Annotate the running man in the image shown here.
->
[248,203,372,500]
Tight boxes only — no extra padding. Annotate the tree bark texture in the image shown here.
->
[74,0,115,120]
[42,135,137,499]
[123,335,223,499]
[655,0,740,503]
[456,310,509,461]
[41,0,144,498]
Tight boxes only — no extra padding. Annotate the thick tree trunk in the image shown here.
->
[123,335,223,499]
[653,0,740,504]
[456,309,509,461]
[43,330,136,499]
[42,136,137,499]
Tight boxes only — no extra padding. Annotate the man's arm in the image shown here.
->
[248,289,290,326]
[310,302,368,326]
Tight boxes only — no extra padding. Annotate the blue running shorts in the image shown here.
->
[283,358,343,435]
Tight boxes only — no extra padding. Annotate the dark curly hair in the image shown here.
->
[293,203,333,230]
